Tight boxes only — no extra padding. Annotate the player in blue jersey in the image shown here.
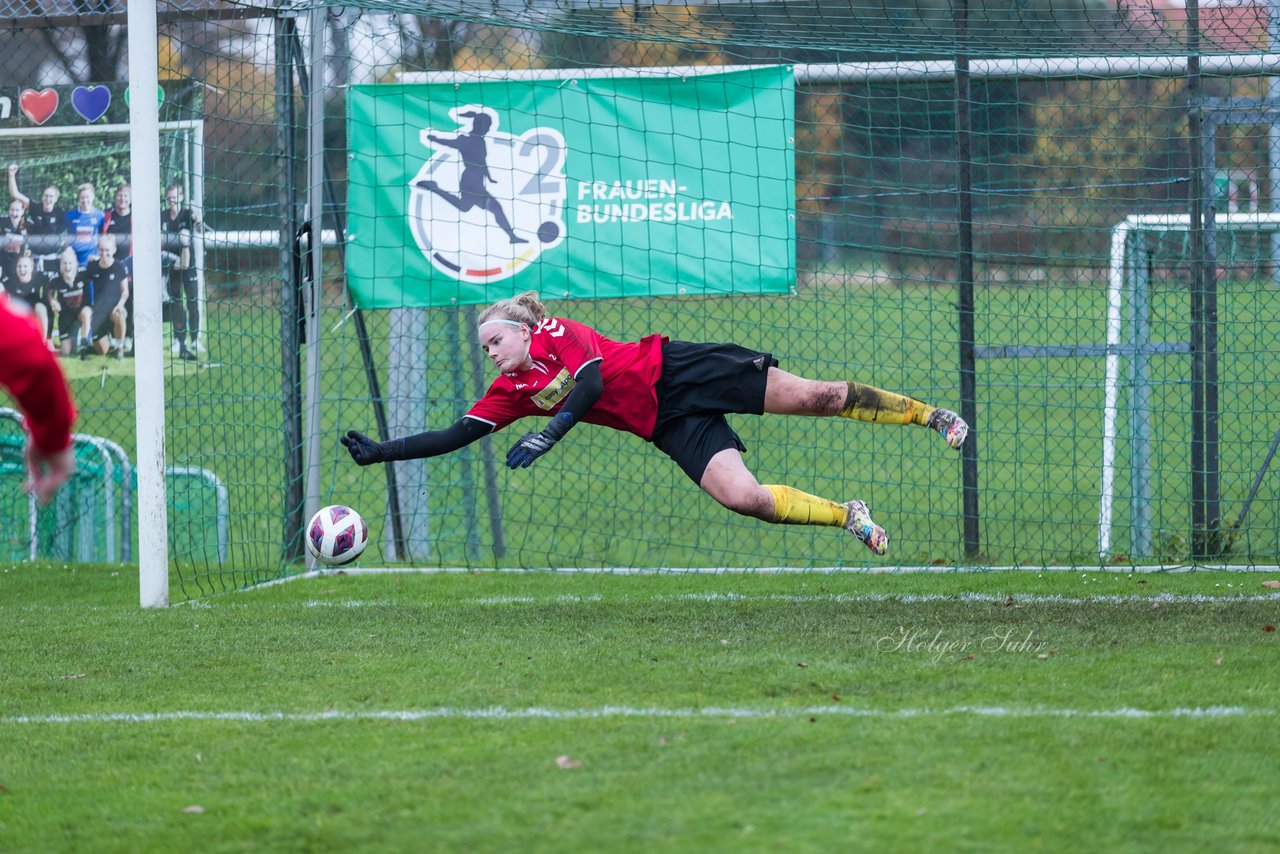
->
[65,183,106,268]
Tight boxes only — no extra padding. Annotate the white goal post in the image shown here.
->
[1099,210,1280,558]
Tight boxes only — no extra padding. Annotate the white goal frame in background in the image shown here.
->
[1099,211,1280,558]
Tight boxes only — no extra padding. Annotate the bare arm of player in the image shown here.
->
[505,361,604,469]
[8,164,29,209]
[341,417,492,466]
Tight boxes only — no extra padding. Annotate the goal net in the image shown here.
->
[7,4,1280,602]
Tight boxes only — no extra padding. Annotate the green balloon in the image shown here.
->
[124,85,165,107]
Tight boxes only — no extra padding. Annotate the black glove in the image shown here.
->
[505,412,573,469]
[341,430,401,466]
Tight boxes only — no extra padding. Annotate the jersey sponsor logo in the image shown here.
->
[407,105,566,285]
[530,368,575,411]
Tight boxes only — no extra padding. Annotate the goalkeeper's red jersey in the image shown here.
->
[466,316,667,439]
[0,295,75,454]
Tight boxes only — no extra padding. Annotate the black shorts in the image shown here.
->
[650,341,778,483]
[58,304,85,340]
[90,288,123,340]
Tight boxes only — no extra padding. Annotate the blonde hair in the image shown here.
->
[478,290,547,328]
[58,245,78,267]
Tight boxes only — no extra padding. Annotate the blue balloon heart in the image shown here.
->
[71,85,111,123]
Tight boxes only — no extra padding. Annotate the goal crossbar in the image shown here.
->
[399,54,1280,86]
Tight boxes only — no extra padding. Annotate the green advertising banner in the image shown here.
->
[346,65,795,308]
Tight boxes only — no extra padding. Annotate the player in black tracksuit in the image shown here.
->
[2,254,51,344]
[162,183,201,361]
[81,233,130,358]
[47,247,91,356]
[104,184,134,354]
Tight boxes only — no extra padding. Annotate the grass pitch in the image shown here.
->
[2,564,1278,851]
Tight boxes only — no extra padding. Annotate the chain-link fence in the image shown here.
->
[1,1,1278,594]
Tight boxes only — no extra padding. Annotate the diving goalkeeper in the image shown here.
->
[342,291,967,555]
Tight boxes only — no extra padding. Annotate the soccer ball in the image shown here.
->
[306,504,369,566]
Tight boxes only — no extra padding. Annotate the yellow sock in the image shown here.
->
[838,382,935,426]
[764,485,848,527]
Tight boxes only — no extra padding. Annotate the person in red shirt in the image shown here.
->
[342,291,968,555]
[0,294,76,503]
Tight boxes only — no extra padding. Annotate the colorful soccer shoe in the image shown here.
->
[927,408,969,450]
[844,499,888,555]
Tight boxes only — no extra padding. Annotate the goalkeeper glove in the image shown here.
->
[341,430,402,466]
[505,412,573,469]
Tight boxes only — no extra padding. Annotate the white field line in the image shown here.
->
[2,705,1274,725]
[280,591,1280,608]
[30,590,1272,612]
[245,563,1280,593]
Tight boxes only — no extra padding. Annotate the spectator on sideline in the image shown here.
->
[65,182,105,268]
[10,164,68,249]
[341,291,970,556]
[0,292,76,504]
[81,233,130,359]
[162,182,202,361]
[47,247,91,357]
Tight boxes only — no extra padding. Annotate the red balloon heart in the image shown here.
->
[19,88,59,125]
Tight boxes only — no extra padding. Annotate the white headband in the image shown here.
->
[477,319,523,331]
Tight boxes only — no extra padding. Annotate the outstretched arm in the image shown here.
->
[341,416,491,466]
[427,134,462,151]
[505,361,604,469]
[0,301,77,503]
[8,164,29,208]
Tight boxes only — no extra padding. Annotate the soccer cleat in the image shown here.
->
[927,408,969,450]
[179,345,197,362]
[844,499,888,555]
